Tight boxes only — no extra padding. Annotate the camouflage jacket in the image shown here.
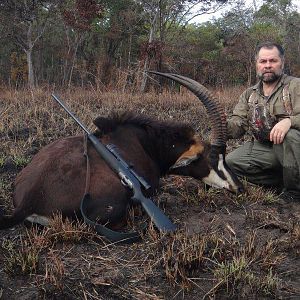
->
[227,74,300,140]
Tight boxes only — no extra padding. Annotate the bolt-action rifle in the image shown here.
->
[51,94,177,240]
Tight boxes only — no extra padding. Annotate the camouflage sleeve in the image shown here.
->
[289,78,300,131]
[226,89,251,139]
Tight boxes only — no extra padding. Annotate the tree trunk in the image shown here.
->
[140,9,159,93]
[68,34,82,88]
[63,27,72,86]
[26,23,35,89]
[26,48,35,89]
[101,39,119,86]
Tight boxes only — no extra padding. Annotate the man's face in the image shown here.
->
[256,47,284,83]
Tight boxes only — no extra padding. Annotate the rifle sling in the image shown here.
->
[80,134,144,243]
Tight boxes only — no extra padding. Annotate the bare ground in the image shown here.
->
[0,87,299,299]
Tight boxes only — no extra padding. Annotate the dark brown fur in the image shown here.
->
[0,112,211,229]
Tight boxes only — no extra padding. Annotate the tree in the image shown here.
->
[0,0,59,88]
[92,0,146,87]
[0,0,299,88]
[59,0,103,87]
[255,0,300,75]
[138,0,232,91]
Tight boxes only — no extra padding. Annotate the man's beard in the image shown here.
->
[257,70,283,83]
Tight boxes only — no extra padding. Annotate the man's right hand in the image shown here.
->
[270,118,291,144]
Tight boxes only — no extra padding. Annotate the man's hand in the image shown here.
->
[270,118,291,144]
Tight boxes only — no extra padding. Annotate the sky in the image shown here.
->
[191,0,300,24]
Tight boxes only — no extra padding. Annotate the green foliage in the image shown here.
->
[2,234,42,275]
[213,255,280,296]
[12,155,30,168]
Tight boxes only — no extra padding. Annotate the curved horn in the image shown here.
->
[149,71,227,147]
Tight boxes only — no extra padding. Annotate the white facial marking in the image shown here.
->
[202,169,230,190]
[217,154,238,191]
[202,154,238,192]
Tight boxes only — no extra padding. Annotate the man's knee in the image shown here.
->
[225,150,241,172]
[285,129,300,144]
[225,151,235,168]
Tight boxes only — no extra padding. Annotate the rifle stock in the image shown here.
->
[51,94,177,233]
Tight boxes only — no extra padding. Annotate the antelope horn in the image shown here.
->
[149,72,227,147]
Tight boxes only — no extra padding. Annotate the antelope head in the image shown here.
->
[150,72,244,194]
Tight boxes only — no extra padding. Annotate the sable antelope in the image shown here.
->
[0,73,244,231]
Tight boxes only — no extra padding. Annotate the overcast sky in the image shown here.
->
[192,0,300,24]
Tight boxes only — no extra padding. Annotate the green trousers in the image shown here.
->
[226,129,300,191]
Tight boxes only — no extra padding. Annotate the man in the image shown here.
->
[226,41,300,201]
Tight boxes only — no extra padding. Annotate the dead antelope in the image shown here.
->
[0,73,244,232]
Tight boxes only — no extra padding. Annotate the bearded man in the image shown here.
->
[226,41,300,201]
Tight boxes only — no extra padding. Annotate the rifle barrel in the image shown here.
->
[51,94,90,135]
[51,93,177,233]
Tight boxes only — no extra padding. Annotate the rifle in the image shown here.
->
[51,94,177,239]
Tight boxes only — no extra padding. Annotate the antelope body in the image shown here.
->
[0,73,244,230]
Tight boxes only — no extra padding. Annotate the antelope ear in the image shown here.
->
[170,136,204,169]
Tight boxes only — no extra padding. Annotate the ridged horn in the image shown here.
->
[149,71,227,147]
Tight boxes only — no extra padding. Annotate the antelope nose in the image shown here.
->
[231,184,244,194]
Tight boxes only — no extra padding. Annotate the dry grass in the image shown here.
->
[0,87,299,299]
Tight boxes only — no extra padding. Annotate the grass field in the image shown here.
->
[0,86,299,299]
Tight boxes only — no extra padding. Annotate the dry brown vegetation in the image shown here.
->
[0,87,299,299]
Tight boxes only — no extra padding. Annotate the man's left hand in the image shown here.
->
[270,118,291,144]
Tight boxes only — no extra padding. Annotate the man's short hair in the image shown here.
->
[255,41,285,60]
